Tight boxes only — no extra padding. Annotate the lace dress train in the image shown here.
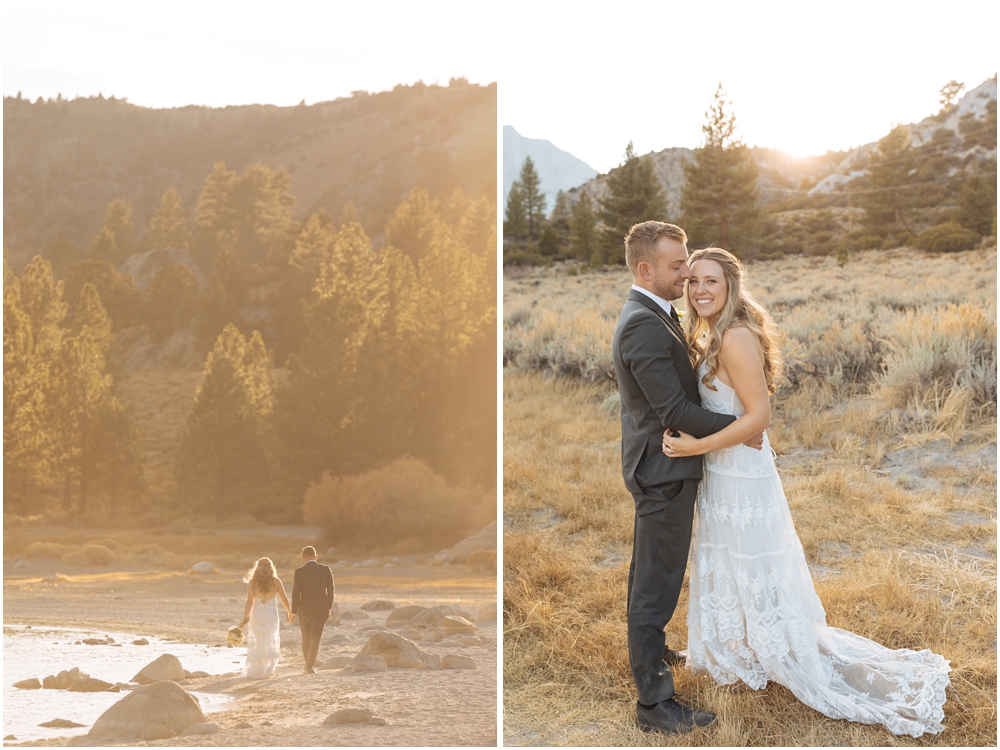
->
[687,368,951,738]
[243,596,281,679]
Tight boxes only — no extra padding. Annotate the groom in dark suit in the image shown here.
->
[290,546,335,674]
[613,221,760,735]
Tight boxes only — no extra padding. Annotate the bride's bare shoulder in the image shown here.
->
[719,326,764,364]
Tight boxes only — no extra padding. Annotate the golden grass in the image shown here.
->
[503,247,996,746]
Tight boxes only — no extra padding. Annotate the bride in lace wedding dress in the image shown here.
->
[240,557,292,679]
[661,248,950,738]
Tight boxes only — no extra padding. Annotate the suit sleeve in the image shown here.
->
[325,567,335,610]
[291,568,300,614]
[621,313,736,437]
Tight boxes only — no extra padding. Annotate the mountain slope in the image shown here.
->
[503,126,597,211]
[3,82,496,268]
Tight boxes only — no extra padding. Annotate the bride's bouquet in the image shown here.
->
[227,625,245,647]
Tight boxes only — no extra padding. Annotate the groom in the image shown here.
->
[290,546,335,674]
[612,221,759,735]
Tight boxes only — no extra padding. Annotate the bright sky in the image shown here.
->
[3,0,499,108]
[501,0,998,172]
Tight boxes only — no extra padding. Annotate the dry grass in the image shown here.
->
[503,248,996,746]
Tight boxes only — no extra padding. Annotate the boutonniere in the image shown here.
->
[675,309,686,323]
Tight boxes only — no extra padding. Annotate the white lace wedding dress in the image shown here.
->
[242,594,281,679]
[686,364,951,737]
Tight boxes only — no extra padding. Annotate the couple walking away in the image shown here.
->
[613,221,951,738]
[239,546,335,678]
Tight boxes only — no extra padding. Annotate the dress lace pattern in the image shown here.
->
[686,365,951,738]
[242,595,281,679]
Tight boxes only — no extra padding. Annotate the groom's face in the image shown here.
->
[645,238,691,301]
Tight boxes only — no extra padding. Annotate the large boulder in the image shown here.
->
[442,655,478,669]
[132,654,184,684]
[190,561,216,575]
[68,677,114,692]
[360,600,396,611]
[339,609,369,621]
[440,616,478,636]
[385,605,425,626]
[89,681,207,741]
[444,521,496,564]
[13,678,41,690]
[357,632,431,668]
[351,656,387,672]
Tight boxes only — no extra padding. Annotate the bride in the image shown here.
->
[660,247,951,738]
[240,557,292,679]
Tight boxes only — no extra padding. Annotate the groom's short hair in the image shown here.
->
[302,546,317,558]
[625,222,687,273]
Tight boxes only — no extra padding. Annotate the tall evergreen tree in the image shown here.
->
[569,192,599,263]
[144,187,191,250]
[859,125,917,231]
[518,157,547,240]
[598,142,667,264]
[61,259,142,331]
[504,182,528,240]
[955,168,997,236]
[680,85,764,257]
[550,190,572,241]
[88,199,135,264]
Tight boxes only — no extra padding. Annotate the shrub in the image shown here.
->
[466,548,497,571]
[26,541,69,558]
[303,458,490,553]
[62,544,117,566]
[914,222,979,252]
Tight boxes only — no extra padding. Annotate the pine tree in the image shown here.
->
[955,170,997,236]
[385,188,442,262]
[504,182,528,240]
[517,157,547,240]
[88,199,135,264]
[144,264,199,341]
[144,187,190,250]
[680,85,764,258]
[61,259,142,331]
[176,324,273,518]
[599,142,667,264]
[569,192,599,263]
[550,190,572,241]
[859,125,917,231]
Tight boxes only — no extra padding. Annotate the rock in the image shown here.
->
[360,600,396,611]
[440,616,478,636]
[39,719,85,728]
[179,722,219,736]
[320,656,354,670]
[69,677,114,692]
[357,632,431,668]
[42,675,57,689]
[459,636,482,646]
[385,605,426,626]
[13,678,41,689]
[233,721,252,729]
[81,638,109,645]
[323,708,387,725]
[3,735,15,740]
[190,561,216,575]
[444,521,496,564]
[442,655,478,669]
[399,629,423,641]
[89,681,207,741]
[421,628,444,642]
[408,609,443,628]
[132,654,184,684]
[351,655,387,672]
[140,725,177,741]
[425,653,443,669]
[356,624,389,637]
[184,670,210,679]
[339,610,369,621]
[50,668,85,689]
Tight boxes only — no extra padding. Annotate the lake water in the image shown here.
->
[3,625,238,743]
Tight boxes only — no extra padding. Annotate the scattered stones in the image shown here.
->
[131,638,149,646]
[13,678,41,690]
[68,677,114,692]
[442,655,478,669]
[132,654,184,684]
[45,668,85,690]
[190,561,217,575]
[140,725,177,741]
[3,735,15,740]
[233,722,252,729]
[81,637,115,646]
[357,632,432,668]
[179,722,219,736]
[39,719,85,728]
[320,656,354,670]
[339,610,369,621]
[184,670,211,679]
[440,616,478,636]
[351,655,388,672]
[89,681,207,741]
[360,600,396,611]
[323,708,387,726]
[385,605,425,626]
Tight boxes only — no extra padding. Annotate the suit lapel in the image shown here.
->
[628,290,688,349]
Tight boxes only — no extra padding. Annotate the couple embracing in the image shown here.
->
[613,221,951,738]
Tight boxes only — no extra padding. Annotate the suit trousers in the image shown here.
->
[627,478,699,706]
[298,611,327,669]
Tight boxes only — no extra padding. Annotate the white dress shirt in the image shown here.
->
[631,284,674,318]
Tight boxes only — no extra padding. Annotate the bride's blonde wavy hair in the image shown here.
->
[244,557,277,594]
[683,248,783,394]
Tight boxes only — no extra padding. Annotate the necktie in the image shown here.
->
[670,307,680,325]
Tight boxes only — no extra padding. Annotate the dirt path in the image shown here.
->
[4,563,497,746]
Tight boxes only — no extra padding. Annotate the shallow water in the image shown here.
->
[3,625,238,742]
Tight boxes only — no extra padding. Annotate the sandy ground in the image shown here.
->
[3,560,497,747]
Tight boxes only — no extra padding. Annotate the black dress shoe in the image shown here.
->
[664,647,688,666]
[636,698,717,735]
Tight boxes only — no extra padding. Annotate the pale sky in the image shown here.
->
[501,0,998,172]
[3,0,499,108]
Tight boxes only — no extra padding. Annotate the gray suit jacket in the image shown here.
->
[613,290,735,513]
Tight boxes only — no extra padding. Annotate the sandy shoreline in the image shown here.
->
[4,561,498,747]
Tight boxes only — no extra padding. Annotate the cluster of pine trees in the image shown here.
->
[4,160,496,533]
